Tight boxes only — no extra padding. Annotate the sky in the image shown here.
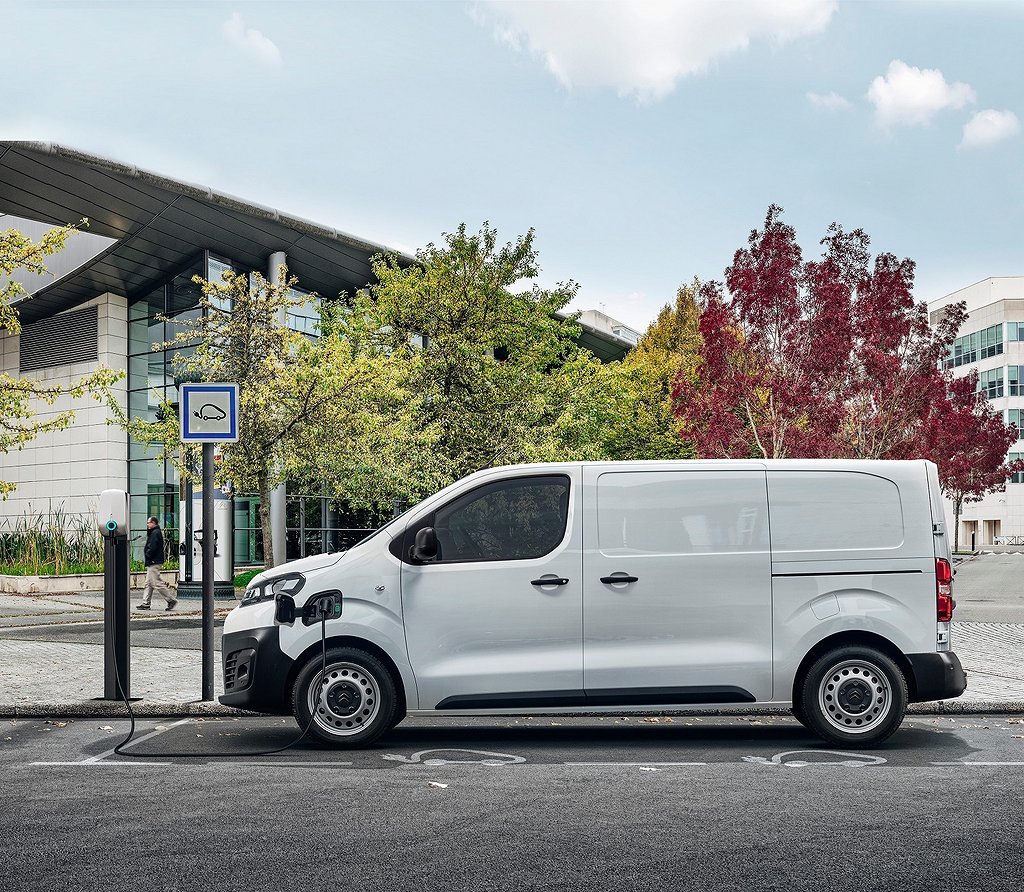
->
[3,0,1023,334]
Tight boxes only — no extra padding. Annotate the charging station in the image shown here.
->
[97,489,130,701]
[176,489,235,601]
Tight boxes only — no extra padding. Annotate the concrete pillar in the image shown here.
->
[268,251,288,565]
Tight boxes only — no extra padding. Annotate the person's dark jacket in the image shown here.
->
[144,526,165,567]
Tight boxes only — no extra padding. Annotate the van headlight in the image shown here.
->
[240,572,305,608]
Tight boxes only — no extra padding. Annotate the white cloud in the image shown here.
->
[221,12,282,67]
[960,109,1021,149]
[473,0,837,103]
[807,91,851,111]
[866,60,974,128]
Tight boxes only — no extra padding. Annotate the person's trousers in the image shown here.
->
[141,564,175,606]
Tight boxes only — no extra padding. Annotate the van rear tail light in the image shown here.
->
[936,558,954,622]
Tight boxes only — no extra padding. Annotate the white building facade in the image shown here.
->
[929,277,1024,548]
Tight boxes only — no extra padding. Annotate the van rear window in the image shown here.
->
[597,471,769,556]
[767,472,904,552]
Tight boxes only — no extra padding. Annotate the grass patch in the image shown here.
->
[0,559,178,576]
[233,568,264,589]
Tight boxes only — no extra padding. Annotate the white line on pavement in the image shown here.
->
[931,761,1024,766]
[27,718,196,766]
[82,717,194,763]
[214,761,354,766]
[30,761,172,766]
[563,761,707,766]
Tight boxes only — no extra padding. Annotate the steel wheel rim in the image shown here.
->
[817,658,892,734]
[308,661,381,737]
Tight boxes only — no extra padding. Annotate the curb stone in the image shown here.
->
[1,700,1020,719]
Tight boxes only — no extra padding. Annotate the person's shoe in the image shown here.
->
[165,599,178,611]
[136,603,151,610]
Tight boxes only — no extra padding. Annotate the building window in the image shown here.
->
[978,367,1004,399]
[1008,410,1024,441]
[1010,452,1024,484]
[1008,366,1023,397]
[1008,322,1024,342]
[946,323,1003,368]
[285,288,321,337]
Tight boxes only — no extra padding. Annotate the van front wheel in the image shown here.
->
[293,647,398,747]
[799,646,907,748]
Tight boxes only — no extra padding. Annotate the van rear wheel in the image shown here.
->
[293,647,398,747]
[799,646,907,748]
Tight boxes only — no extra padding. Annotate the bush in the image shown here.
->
[0,509,177,576]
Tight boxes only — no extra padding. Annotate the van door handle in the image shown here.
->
[600,575,639,584]
[531,577,570,586]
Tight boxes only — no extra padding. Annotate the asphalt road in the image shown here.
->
[4,714,1023,892]
[953,554,1024,622]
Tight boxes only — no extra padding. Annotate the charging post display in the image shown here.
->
[180,383,239,701]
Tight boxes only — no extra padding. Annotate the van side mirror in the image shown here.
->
[411,526,438,562]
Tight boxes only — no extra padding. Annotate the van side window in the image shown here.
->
[597,471,768,556]
[768,471,904,552]
[429,476,570,563]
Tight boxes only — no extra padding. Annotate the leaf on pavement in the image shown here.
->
[99,725,114,732]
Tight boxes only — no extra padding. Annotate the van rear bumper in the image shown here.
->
[219,626,294,714]
[906,651,967,702]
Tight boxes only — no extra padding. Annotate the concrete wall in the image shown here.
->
[0,292,129,526]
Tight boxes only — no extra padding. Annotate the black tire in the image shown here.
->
[292,647,398,747]
[791,699,807,728]
[799,645,908,748]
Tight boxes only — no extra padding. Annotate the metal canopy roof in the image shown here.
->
[0,141,632,360]
[0,141,409,324]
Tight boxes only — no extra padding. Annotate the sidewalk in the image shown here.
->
[0,592,1022,717]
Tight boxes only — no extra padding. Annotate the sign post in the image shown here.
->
[180,383,239,701]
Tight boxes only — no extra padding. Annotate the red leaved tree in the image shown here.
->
[672,205,1017,501]
[922,374,1024,551]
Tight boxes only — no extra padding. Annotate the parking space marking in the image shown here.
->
[563,761,707,766]
[383,749,526,766]
[742,750,887,767]
[216,761,354,766]
[931,761,1024,766]
[30,760,172,766]
[30,718,192,766]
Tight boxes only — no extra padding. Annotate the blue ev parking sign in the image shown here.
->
[180,383,239,442]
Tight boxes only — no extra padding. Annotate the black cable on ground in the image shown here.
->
[109,601,329,759]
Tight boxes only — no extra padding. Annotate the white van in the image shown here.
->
[221,460,966,748]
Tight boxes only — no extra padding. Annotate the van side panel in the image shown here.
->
[768,465,937,699]
[583,467,773,702]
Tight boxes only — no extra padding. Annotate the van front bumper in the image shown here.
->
[906,651,967,702]
[219,626,294,714]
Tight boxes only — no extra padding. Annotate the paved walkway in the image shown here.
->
[0,614,1020,716]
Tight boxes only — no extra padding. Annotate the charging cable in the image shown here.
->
[109,595,336,759]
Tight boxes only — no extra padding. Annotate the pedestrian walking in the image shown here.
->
[137,516,177,611]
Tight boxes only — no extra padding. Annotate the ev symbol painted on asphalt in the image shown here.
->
[180,383,239,443]
[382,749,527,766]
[742,750,887,768]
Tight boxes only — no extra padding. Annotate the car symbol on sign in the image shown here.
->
[194,403,227,421]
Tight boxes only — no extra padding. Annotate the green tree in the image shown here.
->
[605,282,701,460]
[1,221,122,497]
[113,268,407,567]
[349,222,606,490]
